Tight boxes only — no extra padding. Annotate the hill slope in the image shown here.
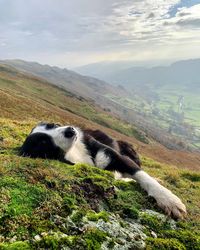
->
[1,63,200,170]
[0,63,200,249]
[1,119,200,249]
[0,59,128,101]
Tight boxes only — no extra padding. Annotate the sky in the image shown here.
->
[0,0,200,68]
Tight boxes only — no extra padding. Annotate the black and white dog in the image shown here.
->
[20,122,186,219]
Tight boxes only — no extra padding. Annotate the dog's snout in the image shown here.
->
[64,127,75,138]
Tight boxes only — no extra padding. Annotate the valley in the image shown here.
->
[76,59,200,150]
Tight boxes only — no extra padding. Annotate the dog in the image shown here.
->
[20,122,186,219]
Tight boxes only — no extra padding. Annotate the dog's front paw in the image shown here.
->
[153,187,187,219]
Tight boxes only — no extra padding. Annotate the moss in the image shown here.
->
[71,210,86,223]
[0,241,31,250]
[114,179,136,191]
[107,180,156,220]
[122,205,139,219]
[140,213,171,231]
[146,238,186,250]
[62,194,77,214]
[108,189,143,211]
[164,230,200,250]
[87,211,109,222]
[4,180,48,216]
[83,228,107,250]
[34,235,78,249]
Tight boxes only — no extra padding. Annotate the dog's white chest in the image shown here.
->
[65,141,94,166]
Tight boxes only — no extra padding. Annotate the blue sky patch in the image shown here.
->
[169,0,200,17]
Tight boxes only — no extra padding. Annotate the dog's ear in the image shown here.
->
[19,133,64,161]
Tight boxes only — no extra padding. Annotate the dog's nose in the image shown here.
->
[64,127,75,138]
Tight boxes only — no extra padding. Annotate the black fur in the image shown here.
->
[117,140,141,167]
[83,134,140,175]
[20,125,141,174]
[84,129,141,167]
[19,132,73,164]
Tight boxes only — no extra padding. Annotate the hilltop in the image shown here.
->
[0,62,200,249]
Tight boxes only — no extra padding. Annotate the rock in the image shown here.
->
[83,214,147,250]
[34,235,41,241]
[9,235,17,243]
[151,231,157,238]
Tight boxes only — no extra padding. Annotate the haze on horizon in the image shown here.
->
[0,0,200,68]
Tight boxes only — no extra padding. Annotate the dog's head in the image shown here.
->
[19,122,79,162]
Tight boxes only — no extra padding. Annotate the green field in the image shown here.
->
[105,85,200,149]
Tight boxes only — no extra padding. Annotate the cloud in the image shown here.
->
[0,0,200,67]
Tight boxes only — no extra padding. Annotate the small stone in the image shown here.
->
[10,235,17,243]
[41,232,48,237]
[34,235,41,241]
[151,231,157,238]
[0,235,5,242]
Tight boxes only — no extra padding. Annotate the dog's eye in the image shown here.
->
[46,123,56,129]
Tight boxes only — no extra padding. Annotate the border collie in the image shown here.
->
[20,122,186,219]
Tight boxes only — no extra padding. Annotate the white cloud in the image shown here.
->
[0,0,200,67]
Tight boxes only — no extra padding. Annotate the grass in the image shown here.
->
[0,64,147,143]
[0,118,200,249]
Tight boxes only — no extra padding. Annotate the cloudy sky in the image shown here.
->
[0,0,200,67]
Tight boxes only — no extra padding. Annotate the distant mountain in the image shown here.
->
[75,59,200,91]
[0,59,128,100]
[106,59,200,92]
[75,61,139,80]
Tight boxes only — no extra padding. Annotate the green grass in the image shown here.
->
[0,119,199,249]
[0,65,200,249]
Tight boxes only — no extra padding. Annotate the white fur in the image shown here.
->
[95,150,111,169]
[133,171,187,218]
[65,128,94,166]
[31,125,76,152]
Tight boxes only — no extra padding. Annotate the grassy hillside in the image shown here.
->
[0,64,146,143]
[1,63,200,171]
[0,118,200,249]
[0,63,200,249]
